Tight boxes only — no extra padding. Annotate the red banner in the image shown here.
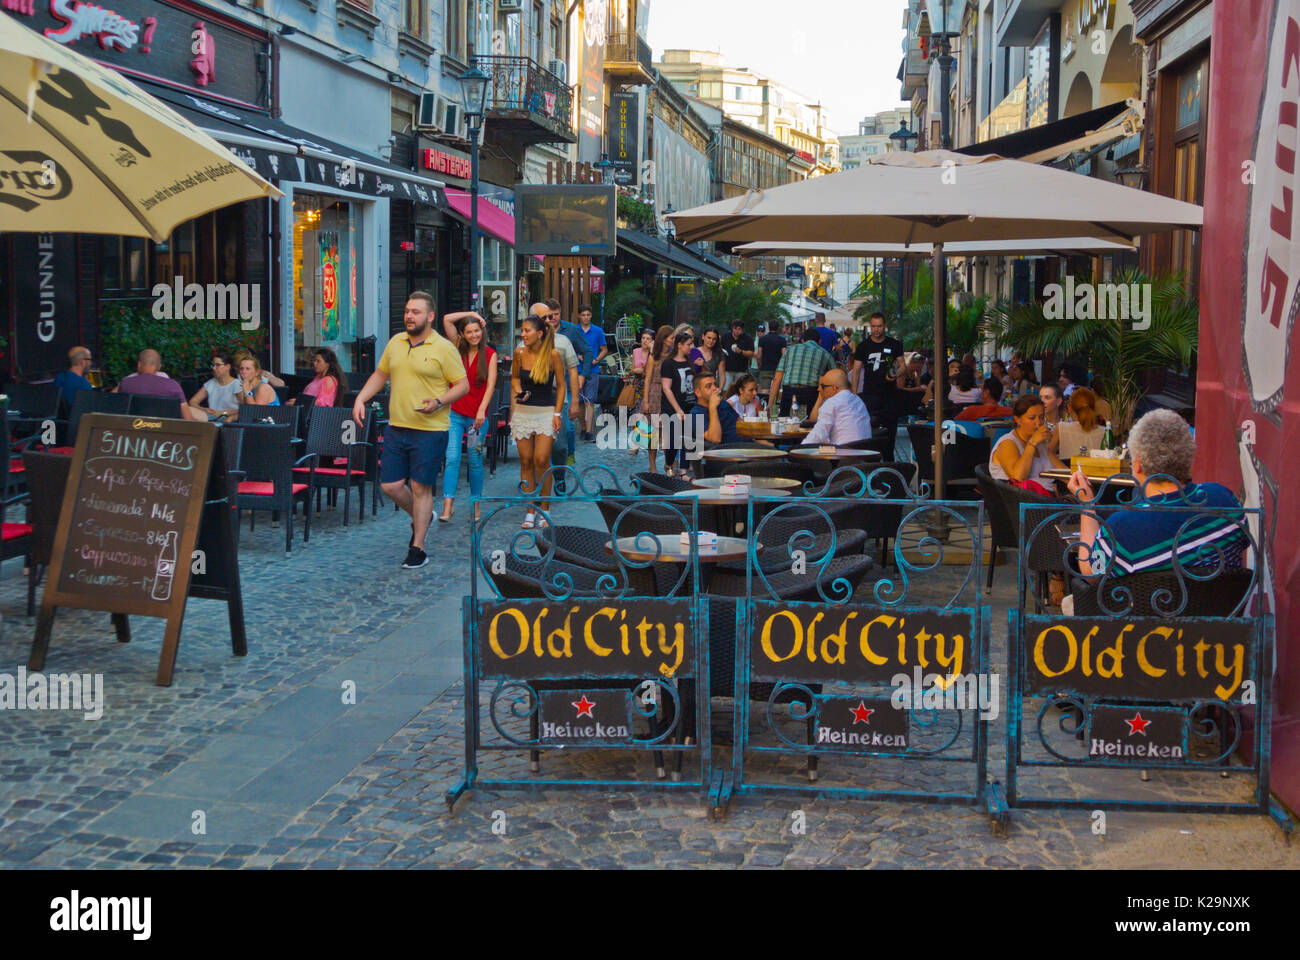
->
[1201,0,1300,809]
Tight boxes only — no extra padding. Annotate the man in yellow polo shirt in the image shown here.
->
[354,291,468,569]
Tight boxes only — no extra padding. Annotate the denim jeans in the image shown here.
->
[550,408,576,467]
[443,410,489,499]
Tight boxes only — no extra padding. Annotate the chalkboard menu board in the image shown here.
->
[30,414,220,685]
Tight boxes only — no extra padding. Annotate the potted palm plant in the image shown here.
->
[985,270,1198,438]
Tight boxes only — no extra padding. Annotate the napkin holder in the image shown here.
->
[680,531,719,548]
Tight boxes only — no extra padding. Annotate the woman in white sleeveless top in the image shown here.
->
[990,394,1067,487]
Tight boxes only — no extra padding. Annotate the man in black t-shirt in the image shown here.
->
[756,321,787,394]
[851,312,904,459]
[718,320,755,391]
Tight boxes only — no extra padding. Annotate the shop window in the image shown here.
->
[294,193,363,373]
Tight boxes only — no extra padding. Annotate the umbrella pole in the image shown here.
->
[932,243,947,503]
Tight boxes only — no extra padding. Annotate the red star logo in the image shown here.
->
[1124,711,1152,736]
[572,695,596,719]
[849,701,874,725]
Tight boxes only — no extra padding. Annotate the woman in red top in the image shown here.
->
[440,311,499,522]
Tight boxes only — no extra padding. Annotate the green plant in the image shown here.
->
[984,270,1198,437]
[100,301,269,385]
[604,278,653,327]
[876,263,987,357]
[696,273,785,336]
[616,193,657,231]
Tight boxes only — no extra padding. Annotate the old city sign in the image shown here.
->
[476,598,695,680]
[422,148,471,180]
[749,602,977,685]
[1023,616,1257,702]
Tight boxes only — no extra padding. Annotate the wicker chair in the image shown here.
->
[632,471,695,494]
[127,393,186,420]
[8,382,63,439]
[237,403,301,438]
[536,524,654,595]
[975,464,1019,590]
[728,457,816,486]
[717,529,868,577]
[294,406,372,525]
[21,451,69,615]
[225,422,316,552]
[997,480,1069,611]
[597,496,720,537]
[63,391,131,447]
[1071,569,1256,617]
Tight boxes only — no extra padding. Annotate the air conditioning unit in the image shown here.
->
[442,101,461,137]
[547,59,566,82]
[499,0,522,10]
[416,92,441,129]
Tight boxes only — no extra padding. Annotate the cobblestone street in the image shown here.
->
[0,439,1294,870]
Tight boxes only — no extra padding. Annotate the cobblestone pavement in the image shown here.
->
[0,435,1295,869]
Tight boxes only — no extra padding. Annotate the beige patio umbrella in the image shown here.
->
[671,151,1201,246]
[0,14,281,242]
[734,238,1138,257]
[671,151,1201,500]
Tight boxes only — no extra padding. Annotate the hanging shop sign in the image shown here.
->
[2,0,267,108]
[607,91,638,186]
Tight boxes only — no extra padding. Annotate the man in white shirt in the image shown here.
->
[802,369,873,447]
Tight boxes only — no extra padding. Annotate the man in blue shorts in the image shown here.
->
[353,291,468,569]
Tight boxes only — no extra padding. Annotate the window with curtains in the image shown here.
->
[403,0,426,38]
[445,0,465,62]
[468,0,492,60]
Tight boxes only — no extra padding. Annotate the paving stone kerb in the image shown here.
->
[0,439,1294,869]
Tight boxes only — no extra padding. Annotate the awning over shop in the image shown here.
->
[442,188,516,245]
[616,228,733,281]
[955,100,1130,162]
[151,87,446,205]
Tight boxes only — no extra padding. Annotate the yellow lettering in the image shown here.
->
[1080,624,1097,677]
[915,626,932,669]
[807,612,824,663]
[583,608,616,657]
[933,631,965,683]
[859,615,895,666]
[1096,625,1126,679]
[819,611,854,665]
[1194,639,1211,679]
[760,611,804,664]
[1214,643,1245,701]
[546,606,578,658]
[488,608,531,660]
[1136,627,1172,679]
[659,621,685,676]
[1033,625,1078,679]
[532,607,548,658]
[636,617,653,658]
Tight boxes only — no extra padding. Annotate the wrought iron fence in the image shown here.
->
[472,55,574,139]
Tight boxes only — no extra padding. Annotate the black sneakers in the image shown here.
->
[402,546,429,569]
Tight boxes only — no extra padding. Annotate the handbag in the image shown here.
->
[615,379,637,409]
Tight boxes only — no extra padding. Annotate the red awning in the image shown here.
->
[443,188,515,246]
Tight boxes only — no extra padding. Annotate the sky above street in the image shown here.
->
[644,0,909,137]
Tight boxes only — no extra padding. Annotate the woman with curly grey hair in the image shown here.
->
[1067,409,1247,577]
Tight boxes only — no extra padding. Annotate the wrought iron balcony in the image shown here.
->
[604,29,655,84]
[472,55,576,146]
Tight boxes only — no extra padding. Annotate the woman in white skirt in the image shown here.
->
[511,315,566,528]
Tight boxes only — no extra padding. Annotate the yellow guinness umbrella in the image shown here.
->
[0,13,281,242]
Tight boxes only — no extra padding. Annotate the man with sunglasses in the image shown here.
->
[801,368,873,448]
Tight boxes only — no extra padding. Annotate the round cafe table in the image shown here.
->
[787,447,882,465]
[692,476,802,492]
[675,487,791,539]
[736,421,812,445]
[604,534,758,592]
[697,447,786,464]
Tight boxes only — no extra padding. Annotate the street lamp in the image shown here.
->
[661,203,676,242]
[922,0,958,151]
[458,65,490,309]
[889,120,918,153]
[594,153,615,322]
[1116,164,1149,191]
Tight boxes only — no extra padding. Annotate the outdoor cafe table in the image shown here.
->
[787,447,882,470]
[736,420,812,446]
[692,476,802,492]
[698,447,786,464]
[604,534,758,592]
[1039,468,1137,505]
[675,487,792,539]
